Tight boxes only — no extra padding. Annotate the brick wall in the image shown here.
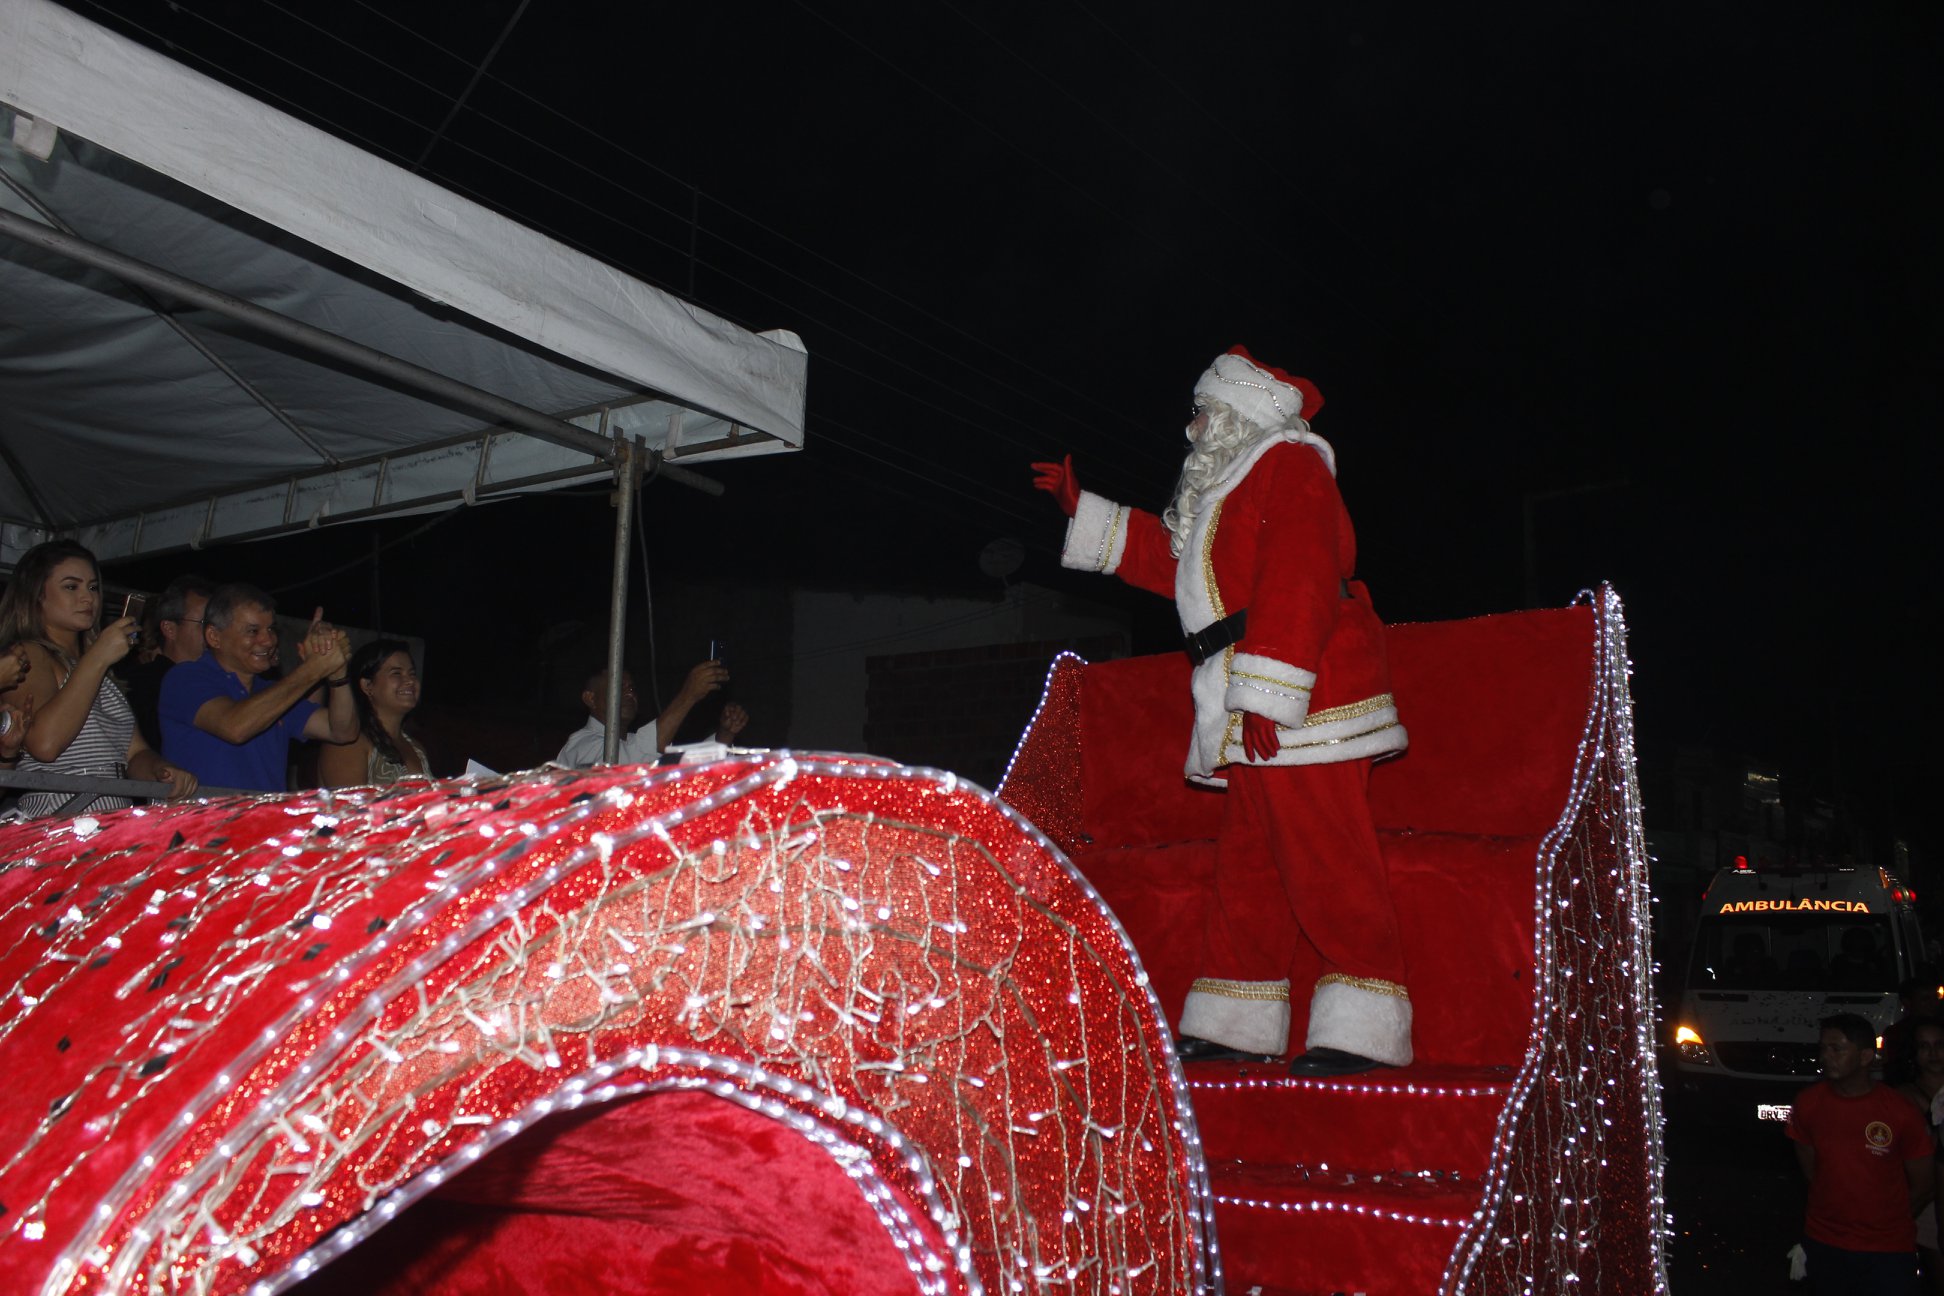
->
[863,635,1124,789]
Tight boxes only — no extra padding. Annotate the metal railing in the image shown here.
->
[0,770,250,818]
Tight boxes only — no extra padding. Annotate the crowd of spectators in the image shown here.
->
[1,539,751,821]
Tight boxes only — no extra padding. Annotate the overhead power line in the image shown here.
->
[411,0,530,173]
[329,0,1176,442]
[1062,0,1405,312]
[66,0,1188,518]
[788,0,1395,340]
[86,0,1177,482]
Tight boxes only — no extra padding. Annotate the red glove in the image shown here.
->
[1241,711,1279,762]
[1030,454,1081,518]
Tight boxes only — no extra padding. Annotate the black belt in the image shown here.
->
[1185,609,1246,666]
[1182,582,1354,667]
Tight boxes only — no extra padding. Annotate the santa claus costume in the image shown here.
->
[1039,347,1412,1073]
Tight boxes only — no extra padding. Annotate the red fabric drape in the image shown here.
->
[298,1090,935,1296]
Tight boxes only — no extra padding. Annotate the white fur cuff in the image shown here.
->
[1178,979,1291,1056]
[1060,491,1129,574]
[1223,651,1316,729]
[1305,975,1413,1067]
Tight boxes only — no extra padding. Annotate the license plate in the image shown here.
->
[1756,1103,1792,1122]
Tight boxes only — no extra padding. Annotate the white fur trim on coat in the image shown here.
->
[1183,656,1408,780]
[1223,651,1316,729]
[1305,975,1413,1068]
[1179,978,1291,1057]
[1175,431,1363,781]
[1060,490,1130,575]
[1173,432,1335,636]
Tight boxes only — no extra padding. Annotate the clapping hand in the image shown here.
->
[296,608,350,676]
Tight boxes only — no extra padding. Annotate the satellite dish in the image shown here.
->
[978,537,1025,581]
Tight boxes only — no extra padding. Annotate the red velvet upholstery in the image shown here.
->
[1076,832,1542,1067]
[1024,604,1597,1065]
[1077,655,1223,850]
[1188,1062,1508,1176]
[1368,607,1594,837]
[298,1091,930,1296]
[1077,840,1218,1024]
[995,601,1638,1295]
[1066,606,1594,851]
[1213,1172,1465,1296]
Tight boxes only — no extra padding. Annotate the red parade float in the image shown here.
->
[0,588,1666,1295]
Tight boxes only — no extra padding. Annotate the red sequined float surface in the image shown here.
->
[0,754,1212,1295]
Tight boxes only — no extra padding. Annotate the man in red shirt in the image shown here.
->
[1790,1012,1934,1294]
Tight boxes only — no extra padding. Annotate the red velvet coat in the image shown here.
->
[1061,432,1405,782]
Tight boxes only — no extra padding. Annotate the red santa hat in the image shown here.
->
[1193,345,1325,431]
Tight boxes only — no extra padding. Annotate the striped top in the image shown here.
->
[16,658,136,819]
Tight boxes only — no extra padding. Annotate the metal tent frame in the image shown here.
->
[0,0,807,764]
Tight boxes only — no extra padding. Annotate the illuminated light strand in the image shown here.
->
[2,769,739,1274]
[7,769,730,1259]
[996,651,1085,793]
[1190,1077,1507,1098]
[1439,587,1670,1295]
[1213,1192,1469,1228]
[92,765,775,1296]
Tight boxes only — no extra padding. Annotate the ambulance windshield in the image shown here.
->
[1690,914,1894,992]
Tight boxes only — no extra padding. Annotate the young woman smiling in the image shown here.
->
[317,638,431,788]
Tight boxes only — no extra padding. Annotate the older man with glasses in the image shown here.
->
[116,574,214,751]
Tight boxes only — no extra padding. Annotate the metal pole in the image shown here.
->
[0,207,725,495]
[601,439,638,763]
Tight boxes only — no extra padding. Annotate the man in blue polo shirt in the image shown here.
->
[159,583,358,792]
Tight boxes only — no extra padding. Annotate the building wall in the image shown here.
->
[787,583,1129,769]
[862,635,1124,790]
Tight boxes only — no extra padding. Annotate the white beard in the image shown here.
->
[1163,404,1275,557]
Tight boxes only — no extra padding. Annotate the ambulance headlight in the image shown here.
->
[1673,1024,1714,1064]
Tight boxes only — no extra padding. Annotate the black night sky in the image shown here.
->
[60,1,1944,857]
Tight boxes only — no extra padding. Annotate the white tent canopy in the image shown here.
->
[0,0,807,568]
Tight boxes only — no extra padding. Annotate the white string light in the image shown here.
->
[1440,587,1670,1295]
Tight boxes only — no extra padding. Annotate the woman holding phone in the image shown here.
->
[0,540,198,817]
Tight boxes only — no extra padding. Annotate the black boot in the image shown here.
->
[1174,1035,1281,1064]
[1287,1046,1387,1077]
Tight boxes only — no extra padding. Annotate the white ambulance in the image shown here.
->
[1670,859,1927,1118]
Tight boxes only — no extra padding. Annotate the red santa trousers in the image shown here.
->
[1200,759,1409,1057]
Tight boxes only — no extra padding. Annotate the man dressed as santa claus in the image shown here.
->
[1032,346,1411,1076]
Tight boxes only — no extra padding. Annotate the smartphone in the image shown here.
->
[121,593,148,623]
[710,639,725,664]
